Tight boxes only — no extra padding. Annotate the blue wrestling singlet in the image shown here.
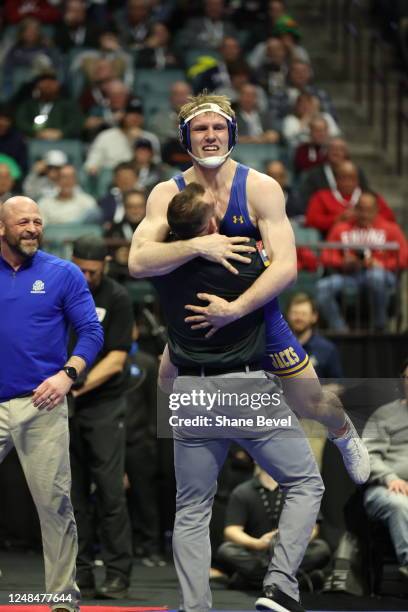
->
[173,164,309,378]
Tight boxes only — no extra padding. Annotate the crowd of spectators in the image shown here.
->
[0,0,406,334]
[0,0,407,597]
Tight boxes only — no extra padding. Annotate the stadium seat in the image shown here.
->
[28,139,84,170]
[80,168,113,200]
[133,69,186,98]
[43,223,102,258]
[125,280,157,305]
[291,222,321,246]
[234,143,281,172]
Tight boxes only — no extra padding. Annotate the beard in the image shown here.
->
[4,231,43,258]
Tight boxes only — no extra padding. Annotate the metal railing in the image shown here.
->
[397,78,408,175]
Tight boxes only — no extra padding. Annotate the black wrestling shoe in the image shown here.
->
[255,585,305,612]
[97,573,129,599]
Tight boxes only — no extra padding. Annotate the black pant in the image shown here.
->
[217,538,331,586]
[69,395,132,578]
[125,438,161,555]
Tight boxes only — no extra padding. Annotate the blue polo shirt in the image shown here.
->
[0,250,104,402]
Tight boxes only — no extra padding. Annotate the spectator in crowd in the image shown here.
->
[269,60,336,121]
[23,148,67,200]
[150,81,192,145]
[69,236,134,599]
[115,0,153,49]
[317,191,408,331]
[79,58,117,113]
[249,0,291,44]
[306,160,395,234]
[362,357,408,583]
[38,164,99,225]
[191,36,246,95]
[105,189,147,281]
[294,115,329,175]
[98,162,138,227]
[2,17,58,98]
[0,164,18,204]
[265,160,302,219]
[84,99,160,174]
[235,83,280,144]
[135,22,180,69]
[131,138,169,192]
[272,15,310,63]
[299,137,369,208]
[54,0,98,52]
[181,0,238,51]
[286,293,343,378]
[0,104,28,177]
[15,73,83,140]
[83,79,137,141]
[3,0,61,24]
[253,37,289,96]
[215,64,268,114]
[216,465,330,590]
[282,93,340,149]
[71,27,133,89]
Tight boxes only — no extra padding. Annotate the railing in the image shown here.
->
[42,235,405,333]
[397,78,408,175]
[323,0,405,172]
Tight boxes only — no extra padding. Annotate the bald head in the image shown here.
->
[1,196,39,222]
[334,160,359,195]
[0,196,43,262]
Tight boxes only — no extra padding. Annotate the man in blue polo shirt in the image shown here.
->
[0,196,103,612]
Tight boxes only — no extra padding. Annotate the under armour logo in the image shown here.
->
[233,215,244,224]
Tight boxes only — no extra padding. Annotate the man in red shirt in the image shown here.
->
[306,161,395,234]
[316,191,407,331]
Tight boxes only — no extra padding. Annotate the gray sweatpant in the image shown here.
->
[0,396,80,611]
[171,371,324,612]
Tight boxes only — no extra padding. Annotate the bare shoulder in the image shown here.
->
[246,168,285,218]
[146,178,179,216]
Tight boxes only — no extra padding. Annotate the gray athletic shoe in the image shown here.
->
[329,415,370,484]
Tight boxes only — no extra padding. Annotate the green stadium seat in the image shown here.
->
[125,280,157,305]
[279,271,321,312]
[291,222,321,246]
[43,223,102,258]
[133,69,186,97]
[234,143,281,172]
[80,168,113,200]
[28,139,84,170]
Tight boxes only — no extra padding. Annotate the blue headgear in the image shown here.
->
[179,102,238,153]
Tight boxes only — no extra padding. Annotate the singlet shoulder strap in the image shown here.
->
[173,174,186,191]
[230,163,251,226]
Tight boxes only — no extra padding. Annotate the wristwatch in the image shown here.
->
[62,366,78,381]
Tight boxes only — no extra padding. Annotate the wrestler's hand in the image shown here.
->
[32,371,73,411]
[185,293,241,338]
[388,479,408,495]
[194,234,255,275]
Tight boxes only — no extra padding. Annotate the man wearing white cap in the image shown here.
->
[23,149,68,201]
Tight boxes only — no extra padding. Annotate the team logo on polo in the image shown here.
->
[31,280,46,294]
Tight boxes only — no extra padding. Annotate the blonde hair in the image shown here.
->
[179,91,235,122]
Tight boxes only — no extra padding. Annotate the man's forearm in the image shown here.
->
[74,352,126,396]
[129,238,200,278]
[233,260,297,318]
[65,355,87,376]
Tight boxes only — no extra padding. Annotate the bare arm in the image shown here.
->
[73,350,128,397]
[185,173,297,335]
[224,525,278,551]
[129,180,255,278]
